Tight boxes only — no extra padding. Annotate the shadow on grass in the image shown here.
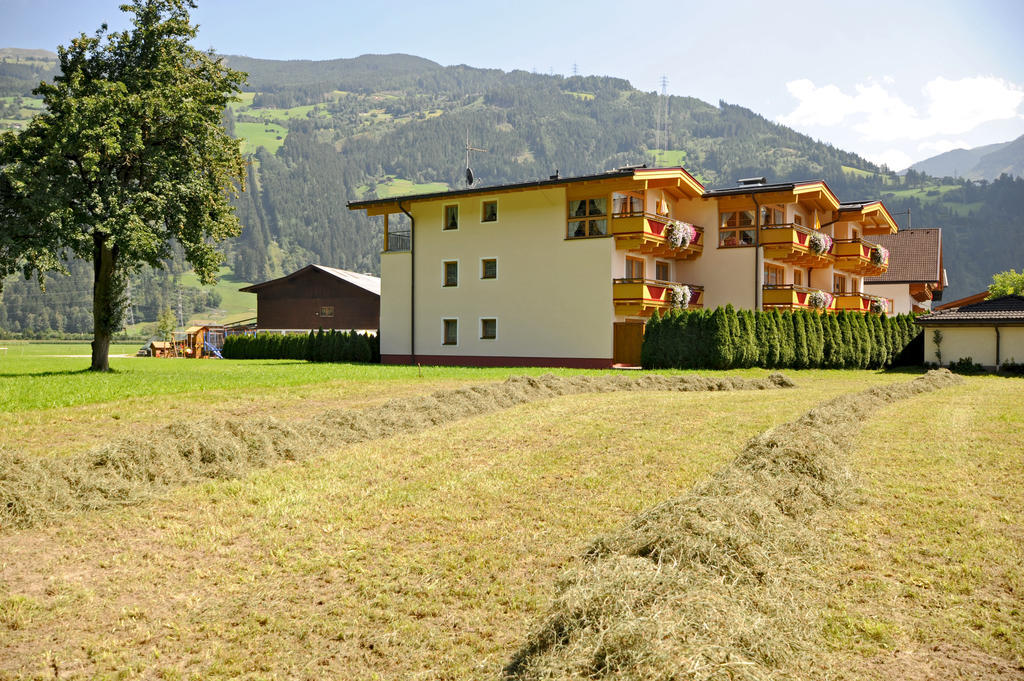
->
[0,367,111,378]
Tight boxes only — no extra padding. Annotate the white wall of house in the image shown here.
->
[674,198,757,309]
[865,283,914,314]
[379,186,615,362]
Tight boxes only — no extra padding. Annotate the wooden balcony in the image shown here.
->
[833,238,888,276]
[762,284,835,311]
[833,292,893,314]
[760,223,834,267]
[610,211,704,260]
[613,278,704,317]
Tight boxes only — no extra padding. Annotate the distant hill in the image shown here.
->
[0,48,57,60]
[3,48,1024,335]
[907,134,1024,181]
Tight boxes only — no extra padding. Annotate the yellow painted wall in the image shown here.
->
[380,252,412,356]
[1001,327,1024,366]
[923,325,997,367]
[405,187,615,360]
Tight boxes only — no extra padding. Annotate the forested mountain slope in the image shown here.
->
[2,51,1022,335]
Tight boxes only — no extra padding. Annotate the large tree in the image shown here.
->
[0,0,245,370]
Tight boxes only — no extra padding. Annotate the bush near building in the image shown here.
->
[642,306,920,370]
[222,329,379,363]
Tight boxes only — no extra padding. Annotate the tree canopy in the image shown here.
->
[988,269,1024,298]
[0,0,245,369]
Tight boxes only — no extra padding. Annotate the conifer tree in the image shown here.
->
[838,311,854,368]
[778,310,795,368]
[768,309,784,368]
[708,307,734,369]
[793,311,809,368]
[725,304,741,365]
[811,311,825,367]
[741,309,758,368]
[855,313,872,368]
[754,310,770,367]
[641,309,661,369]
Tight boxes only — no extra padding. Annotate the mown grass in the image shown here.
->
[814,374,1024,677]
[1,367,1018,679]
[0,370,889,679]
[0,350,608,414]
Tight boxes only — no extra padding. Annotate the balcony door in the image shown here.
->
[626,257,645,280]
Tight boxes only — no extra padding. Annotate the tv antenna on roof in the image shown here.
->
[465,128,487,187]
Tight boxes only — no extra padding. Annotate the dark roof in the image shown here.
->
[240,264,381,296]
[347,168,636,209]
[702,180,800,197]
[863,229,942,284]
[934,290,988,311]
[917,295,1024,325]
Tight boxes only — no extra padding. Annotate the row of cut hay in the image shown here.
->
[0,372,794,531]
[503,369,962,681]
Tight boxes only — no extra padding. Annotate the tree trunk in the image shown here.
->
[90,235,118,372]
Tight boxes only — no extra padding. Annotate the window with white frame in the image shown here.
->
[443,318,458,345]
[481,258,497,279]
[443,260,458,287]
[481,200,498,223]
[443,204,459,230]
[480,318,497,340]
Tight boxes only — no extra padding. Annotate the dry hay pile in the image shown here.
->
[504,369,963,681]
[0,372,793,531]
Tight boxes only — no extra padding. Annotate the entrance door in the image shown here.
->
[613,322,645,366]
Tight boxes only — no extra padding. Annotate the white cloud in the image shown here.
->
[865,148,915,171]
[918,139,971,154]
[777,76,1024,143]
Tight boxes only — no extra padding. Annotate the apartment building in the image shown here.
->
[348,166,898,367]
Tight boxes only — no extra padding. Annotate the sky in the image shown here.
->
[3,0,1023,170]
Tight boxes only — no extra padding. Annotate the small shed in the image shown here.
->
[917,295,1024,369]
[240,265,380,331]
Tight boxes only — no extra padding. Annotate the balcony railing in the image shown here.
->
[610,211,704,260]
[833,292,893,313]
[385,231,411,252]
[613,278,704,317]
[762,284,835,311]
[760,223,834,267]
[833,238,887,276]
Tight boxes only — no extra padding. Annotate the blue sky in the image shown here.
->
[3,0,1023,169]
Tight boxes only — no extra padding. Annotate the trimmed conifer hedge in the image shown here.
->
[642,307,920,370]
[222,329,380,363]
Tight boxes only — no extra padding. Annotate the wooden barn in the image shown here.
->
[240,265,380,331]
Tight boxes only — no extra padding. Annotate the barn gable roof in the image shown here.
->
[240,264,381,296]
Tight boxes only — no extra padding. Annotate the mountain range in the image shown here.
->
[2,49,1023,336]
[908,134,1024,181]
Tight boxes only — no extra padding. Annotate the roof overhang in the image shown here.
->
[838,201,898,233]
[632,167,705,200]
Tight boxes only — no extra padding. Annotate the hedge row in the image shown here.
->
[642,306,920,370]
[222,329,380,363]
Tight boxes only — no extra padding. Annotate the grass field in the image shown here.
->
[355,176,450,199]
[651,148,688,166]
[177,267,256,324]
[0,353,1021,679]
[234,120,288,154]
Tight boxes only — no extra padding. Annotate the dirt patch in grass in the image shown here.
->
[1,373,793,531]
[858,643,1024,680]
[503,370,964,680]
